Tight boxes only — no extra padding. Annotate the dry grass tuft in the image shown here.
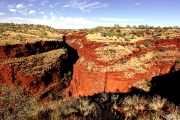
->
[114,94,180,119]
[148,94,167,111]
[30,97,98,120]
[0,84,38,120]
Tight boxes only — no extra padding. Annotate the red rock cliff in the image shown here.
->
[65,31,180,98]
[0,40,72,99]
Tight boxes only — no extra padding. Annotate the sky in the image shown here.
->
[0,0,180,29]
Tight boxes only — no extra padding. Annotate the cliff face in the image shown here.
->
[0,40,78,100]
[65,30,180,98]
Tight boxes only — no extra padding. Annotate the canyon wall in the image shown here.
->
[65,31,180,98]
[0,40,77,100]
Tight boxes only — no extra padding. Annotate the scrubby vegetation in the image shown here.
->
[0,84,37,120]
[0,23,62,45]
[0,84,180,120]
[115,94,180,120]
[88,25,180,43]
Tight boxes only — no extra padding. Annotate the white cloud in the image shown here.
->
[7,5,14,9]
[50,12,56,20]
[16,4,25,9]
[0,2,5,8]
[29,10,36,14]
[18,9,28,15]
[43,15,48,20]
[13,4,29,15]
[50,12,54,16]
[49,5,53,8]
[98,17,145,22]
[0,16,103,29]
[63,5,70,8]
[28,4,33,7]
[10,9,16,12]
[0,15,145,29]
[99,18,130,21]
[41,0,49,6]
[0,12,5,15]
[59,17,98,25]
[39,12,44,14]
[49,2,60,8]
[136,3,140,5]
[132,19,145,21]
[54,2,60,6]
[63,0,108,12]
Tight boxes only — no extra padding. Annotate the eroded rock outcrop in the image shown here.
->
[0,40,78,100]
[65,30,180,98]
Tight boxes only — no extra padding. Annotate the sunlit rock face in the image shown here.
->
[65,30,180,98]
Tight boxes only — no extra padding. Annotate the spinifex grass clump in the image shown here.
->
[29,97,100,120]
[0,84,37,120]
[0,84,180,120]
[113,94,180,120]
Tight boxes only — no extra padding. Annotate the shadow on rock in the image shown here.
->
[60,36,79,81]
[150,70,180,105]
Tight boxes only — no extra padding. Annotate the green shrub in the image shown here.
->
[137,34,141,37]
[131,35,134,39]
[157,33,162,36]
[89,30,94,34]
[100,31,106,37]
[136,44,142,50]
[175,59,180,64]
[121,56,126,64]
[5,43,10,47]
[107,31,115,37]
[116,33,122,37]
[116,29,121,32]
[160,48,166,52]
[109,49,116,54]
[144,42,150,48]
[166,36,170,39]
[15,34,23,40]
[125,38,130,42]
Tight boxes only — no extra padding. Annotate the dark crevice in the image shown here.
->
[41,73,53,86]
[38,36,79,100]
[1,40,67,59]
[60,36,79,83]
